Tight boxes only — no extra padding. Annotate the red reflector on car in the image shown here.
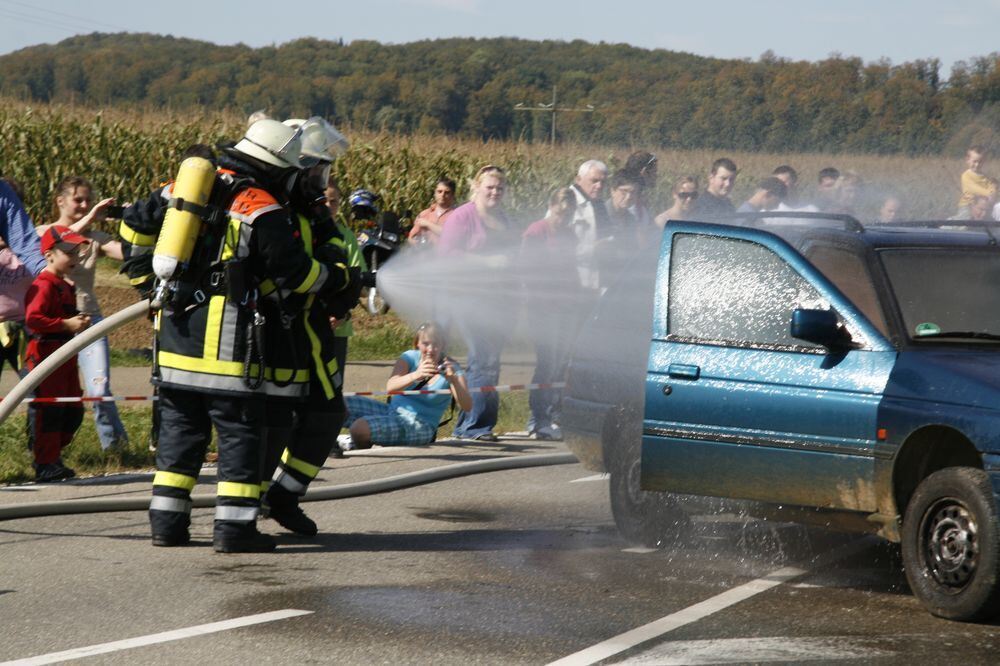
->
[877,428,888,441]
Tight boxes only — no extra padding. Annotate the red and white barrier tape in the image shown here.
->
[16,396,153,404]
[5,382,568,404]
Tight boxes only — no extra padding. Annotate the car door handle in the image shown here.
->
[667,363,701,379]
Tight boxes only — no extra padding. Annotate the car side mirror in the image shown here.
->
[791,308,854,351]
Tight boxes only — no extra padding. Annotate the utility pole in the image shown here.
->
[513,86,596,145]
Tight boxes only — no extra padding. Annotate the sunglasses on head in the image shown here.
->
[678,191,698,200]
[476,165,505,177]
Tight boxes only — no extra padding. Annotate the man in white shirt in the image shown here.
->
[569,160,609,290]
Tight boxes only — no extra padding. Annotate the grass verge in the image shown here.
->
[0,406,159,484]
[346,309,413,361]
[108,348,154,368]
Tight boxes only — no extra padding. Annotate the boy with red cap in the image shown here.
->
[24,226,92,482]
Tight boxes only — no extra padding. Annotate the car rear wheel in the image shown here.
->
[901,467,1000,621]
[608,406,690,548]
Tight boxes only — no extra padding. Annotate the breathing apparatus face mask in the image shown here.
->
[312,162,332,193]
[288,162,332,211]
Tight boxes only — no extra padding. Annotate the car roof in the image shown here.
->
[681,212,1000,251]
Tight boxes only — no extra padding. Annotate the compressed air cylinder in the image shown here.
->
[152,156,216,281]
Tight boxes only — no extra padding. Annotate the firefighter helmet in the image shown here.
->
[234,119,303,169]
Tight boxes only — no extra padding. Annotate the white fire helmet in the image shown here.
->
[234,119,303,169]
[283,116,350,167]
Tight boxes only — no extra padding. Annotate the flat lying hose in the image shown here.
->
[0,452,578,521]
[0,299,152,425]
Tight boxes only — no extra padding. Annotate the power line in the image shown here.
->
[513,85,596,145]
[0,8,83,35]
[0,0,128,32]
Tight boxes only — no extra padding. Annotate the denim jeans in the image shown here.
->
[452,319,506,439]
[526,325,566,434]
[77,314,129,449]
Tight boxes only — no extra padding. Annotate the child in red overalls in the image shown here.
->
[25,227,92,482]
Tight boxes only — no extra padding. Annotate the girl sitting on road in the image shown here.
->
[338,321,472,450]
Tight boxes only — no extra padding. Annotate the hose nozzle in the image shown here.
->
[150,281,170,310]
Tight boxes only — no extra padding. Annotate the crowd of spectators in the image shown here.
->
[388,142,1000,444]
[6,138,1000,469]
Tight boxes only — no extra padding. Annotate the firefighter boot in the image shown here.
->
[263,485,317,537]
[149,496,192,547]
[152,530,191,547]
[213,522,277,553]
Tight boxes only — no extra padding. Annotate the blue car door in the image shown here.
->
[641,224,896,512]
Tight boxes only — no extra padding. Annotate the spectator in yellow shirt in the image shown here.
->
[957,145,997,217]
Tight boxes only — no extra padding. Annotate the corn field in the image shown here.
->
[0,99,967,230]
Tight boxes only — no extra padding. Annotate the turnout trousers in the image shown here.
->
[149,386,266,541]
[264,376,347,499]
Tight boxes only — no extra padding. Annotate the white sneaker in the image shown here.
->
[337,434,355,451]
[534,425,563,441]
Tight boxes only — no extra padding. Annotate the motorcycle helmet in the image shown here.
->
[349,189,379,220]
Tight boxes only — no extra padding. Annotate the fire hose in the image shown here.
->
[0,453,578,521]
[0,298,579,521]
[0,299,153,425]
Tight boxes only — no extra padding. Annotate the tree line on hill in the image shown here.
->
[1,33,999,155]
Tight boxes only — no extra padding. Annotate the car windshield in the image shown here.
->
[880,248,1000,342]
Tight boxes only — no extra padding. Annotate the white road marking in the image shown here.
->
[547,565,807,666]
[622,547,659,554]
[570,474,609,484]
[616,636,888,664]
[1,609,314,665]
[0,486,41,492]
[547,537,874,666]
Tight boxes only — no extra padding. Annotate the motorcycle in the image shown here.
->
[357,210,408,314]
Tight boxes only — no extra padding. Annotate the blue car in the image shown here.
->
[562,213,1000,621]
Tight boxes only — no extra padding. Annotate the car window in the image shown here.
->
[668,233,825,350]
[805,245,889,337]
[880,248,1000,341]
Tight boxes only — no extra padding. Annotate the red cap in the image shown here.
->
[40,226,90,254]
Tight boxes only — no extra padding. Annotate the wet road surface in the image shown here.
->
[2,438,999,664]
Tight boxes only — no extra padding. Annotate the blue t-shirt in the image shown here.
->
[393,349,464,426]
[0,181,45,276]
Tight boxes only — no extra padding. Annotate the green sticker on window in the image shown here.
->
[915,322,940,336]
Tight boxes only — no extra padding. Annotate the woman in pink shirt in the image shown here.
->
[520,188,579,440]
[437,166,513,441]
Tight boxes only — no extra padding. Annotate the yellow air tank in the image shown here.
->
[152,156,216,281]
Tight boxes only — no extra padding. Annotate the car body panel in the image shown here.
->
[642,343,895,510]
[641,222,897,510]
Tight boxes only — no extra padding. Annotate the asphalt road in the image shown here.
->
[2,437,1000,664]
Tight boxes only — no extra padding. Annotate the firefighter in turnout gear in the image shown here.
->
[261,116,361,536]
[120,120,355,552]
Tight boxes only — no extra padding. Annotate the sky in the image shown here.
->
[0,0,997,77]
